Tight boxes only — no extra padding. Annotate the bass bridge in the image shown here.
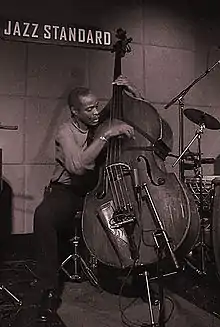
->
[110,206,136,229]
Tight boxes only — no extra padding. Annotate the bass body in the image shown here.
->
[82,91,200,270]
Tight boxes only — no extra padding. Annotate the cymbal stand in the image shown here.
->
[178,97,185,181]
[173,124,209,275]
[172,123,205,169]
[188,130,212,275]
[196,129,207,274]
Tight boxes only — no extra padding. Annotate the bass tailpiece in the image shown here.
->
[105,162,137,228]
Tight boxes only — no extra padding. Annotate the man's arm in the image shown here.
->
[57,126,108,176]
[58,121,135,176]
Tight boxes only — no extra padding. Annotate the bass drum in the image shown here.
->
[211,177,220,280]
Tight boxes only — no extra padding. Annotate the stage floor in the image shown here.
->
[0,234,220,327]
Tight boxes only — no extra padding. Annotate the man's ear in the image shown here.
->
[70,106,78,117]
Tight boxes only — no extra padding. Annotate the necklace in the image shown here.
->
[71,119,88,134]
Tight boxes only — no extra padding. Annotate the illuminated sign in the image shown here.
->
[0,18,112,50]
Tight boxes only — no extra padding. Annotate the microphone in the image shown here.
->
[133,168,140,189]
[132,168,142,210]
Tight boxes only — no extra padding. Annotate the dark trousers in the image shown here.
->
[33,183,84,290]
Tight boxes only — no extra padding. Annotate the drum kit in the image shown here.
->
[164,56,220,282]
[172,107,220,277]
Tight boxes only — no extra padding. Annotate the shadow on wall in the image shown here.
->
[0,179,13,261]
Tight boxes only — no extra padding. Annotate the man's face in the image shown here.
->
[76,93,99,126]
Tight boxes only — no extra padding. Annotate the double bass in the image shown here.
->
[82,29,200,272]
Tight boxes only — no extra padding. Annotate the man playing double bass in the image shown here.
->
[32,76,138,322]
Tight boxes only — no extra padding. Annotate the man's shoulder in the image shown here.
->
[56,120,73,138]
[58,119,74,131]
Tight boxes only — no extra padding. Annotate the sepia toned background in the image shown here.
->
[1,0,220,234]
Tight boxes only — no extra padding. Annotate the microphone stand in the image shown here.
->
[164,58,220,181]
[137,155,180,327]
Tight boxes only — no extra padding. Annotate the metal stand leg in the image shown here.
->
[143,271,157,327]
[192,219,209,275]
[0,284,22,306]
[60,252,82,282]
[185,219,210,276]
[140,268,168,327]
[196,133,208,275]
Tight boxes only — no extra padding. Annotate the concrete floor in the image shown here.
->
[58,280,220,327]
[1,234,220,327]
[0,258,220,327]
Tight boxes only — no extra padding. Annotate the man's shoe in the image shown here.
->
[37,289,61,322]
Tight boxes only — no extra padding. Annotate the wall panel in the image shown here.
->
[0,1,220,233]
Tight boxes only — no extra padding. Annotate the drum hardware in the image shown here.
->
[59,212,99,288]
[183,154,215,167]
[164,57,220,181]
[211,177,220,281]
[183,152,215,213]
[0,284,22,306]
[185,176,215,214]
[173,108,220,275]
[172,122,206,169]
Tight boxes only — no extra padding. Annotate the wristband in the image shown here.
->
[99,136,108,143]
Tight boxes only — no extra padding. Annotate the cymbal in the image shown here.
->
[184,108,220,130]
